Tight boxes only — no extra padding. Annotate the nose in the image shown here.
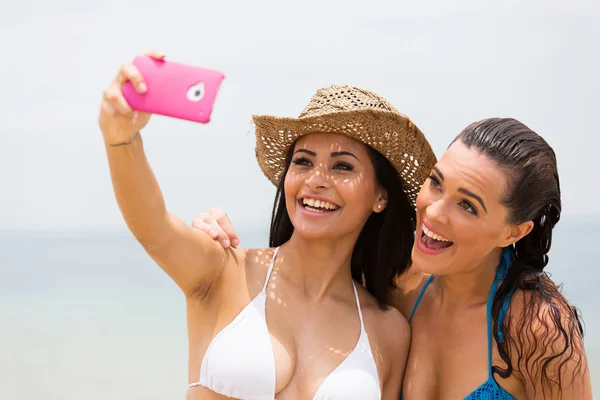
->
[426,198,449,225]
[305,163,331,191]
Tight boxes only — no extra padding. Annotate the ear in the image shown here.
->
[499,220,534,247]
[373,189,388,213]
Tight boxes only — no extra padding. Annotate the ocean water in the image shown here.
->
[0,220,597,399]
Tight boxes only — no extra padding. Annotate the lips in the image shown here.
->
[417,222,454,254]
[422,224,451,243]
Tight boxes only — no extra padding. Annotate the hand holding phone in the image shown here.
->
[122,56,225,124]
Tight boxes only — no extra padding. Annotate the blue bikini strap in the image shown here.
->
[487,247,515,376]
[408,274,434,324]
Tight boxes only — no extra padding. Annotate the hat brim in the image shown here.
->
[253,109,437,206]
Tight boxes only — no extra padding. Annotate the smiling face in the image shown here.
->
[412,140,530,275]
[284,132,386,241]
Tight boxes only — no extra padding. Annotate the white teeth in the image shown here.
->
[302,198,338,211]
[305,206,324,213]
[422,225,451,242]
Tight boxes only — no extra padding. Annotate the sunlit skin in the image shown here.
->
[184,133,409,399]
[396,141,531,399]
[194,140,592,400]
[412,140,532,278]
[285,132,384,244]
[98,55,410,400]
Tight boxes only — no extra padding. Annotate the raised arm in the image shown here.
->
[99,52,231,297]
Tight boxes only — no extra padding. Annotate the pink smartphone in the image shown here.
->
[122,56,225,124]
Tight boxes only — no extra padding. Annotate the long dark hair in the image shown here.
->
[269,140,416,308]
[454,118,585,397]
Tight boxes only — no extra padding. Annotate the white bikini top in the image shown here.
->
[188,247,381,399]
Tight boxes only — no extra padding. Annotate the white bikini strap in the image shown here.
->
[262,247,279,293]
[352,282,365,331]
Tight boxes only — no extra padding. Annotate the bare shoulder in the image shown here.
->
[356,285,410,394]
[506,284,582,335]
[194,247,275,302]
[186,248,278,333]
[220,247,277,284]
[390,266,431,318]
[241,247,279,276]
[357,285,410,354]
[378,305,410,350]
[502,280,591,399]
[505,284,585,361]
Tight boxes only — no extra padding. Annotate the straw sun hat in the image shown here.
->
[252,85,437,206]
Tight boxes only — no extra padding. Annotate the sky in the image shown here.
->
[1,0,598,232]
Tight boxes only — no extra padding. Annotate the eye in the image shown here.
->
[186,82,205,102]
[459,200,477,215]
[292,157,312,167]
[429,175,441,191]
[333,161,354,171]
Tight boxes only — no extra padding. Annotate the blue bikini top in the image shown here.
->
[405,248,517,400]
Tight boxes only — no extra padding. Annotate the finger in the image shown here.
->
[103,85,133,117]
[202,217,231,248]
[144,50,166,61]
[116,63,147,94]
[214,229,231,249]
[209,208,240,247]
[191,215,219,239]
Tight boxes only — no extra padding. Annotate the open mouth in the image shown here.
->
[298,197,341,214]
[419,224,454,252]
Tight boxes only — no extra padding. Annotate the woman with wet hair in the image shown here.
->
[196,118,592,399]
[398,118,591,399]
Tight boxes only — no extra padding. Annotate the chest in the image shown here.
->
[403,306,492,400]
[271,294,378,397]
[190,285,380,399]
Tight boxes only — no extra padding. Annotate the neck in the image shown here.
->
[434,249,503,309]
[279,231,357,300]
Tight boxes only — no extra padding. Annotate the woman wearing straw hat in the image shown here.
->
[194,122,592,399]
[99,52,436,399]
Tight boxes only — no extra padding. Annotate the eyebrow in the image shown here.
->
[294,149,316,156]
[458,188,488,214]
[331,151,358,160]
[294,149,358,160]
[432,166,488,214]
